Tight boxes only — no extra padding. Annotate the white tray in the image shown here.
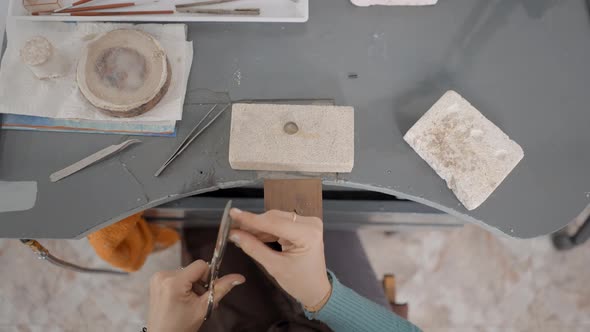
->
[9,0,308,23]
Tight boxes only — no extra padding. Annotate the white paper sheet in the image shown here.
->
[0,1,8,49]
[0,21,193,122]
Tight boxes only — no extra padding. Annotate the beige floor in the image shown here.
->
[359,225,590,332]
[1,210,589,332]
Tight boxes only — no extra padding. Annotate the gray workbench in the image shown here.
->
[1,0,590,239]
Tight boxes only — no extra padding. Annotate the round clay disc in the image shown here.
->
[21,36,53,66]
[77,29,170,118]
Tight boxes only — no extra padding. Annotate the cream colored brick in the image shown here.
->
[229,103,354,173]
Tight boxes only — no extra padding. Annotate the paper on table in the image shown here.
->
[0,1,7,49]
[0,20,193,122]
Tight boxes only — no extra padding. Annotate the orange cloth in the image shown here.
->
[87,213,179,272]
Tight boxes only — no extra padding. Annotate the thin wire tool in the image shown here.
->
[175,0,241,8]
[154,104,230,177]
[20,239,128,275]
[178,8,260,15]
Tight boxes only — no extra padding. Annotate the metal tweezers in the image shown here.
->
[155,103,230,177]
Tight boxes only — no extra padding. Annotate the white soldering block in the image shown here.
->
[229,103,354,173]
[404,90,524,210]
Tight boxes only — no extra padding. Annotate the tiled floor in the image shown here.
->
[1,207,589,332]
[359,225,590,332]
[0,239,181,331]
[358,205,590,332]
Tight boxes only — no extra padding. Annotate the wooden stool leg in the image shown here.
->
[180,228,192,267]
[263,179,323,218]
[383,274,409,319]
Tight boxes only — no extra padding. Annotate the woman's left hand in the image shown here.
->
[147,260,245,332]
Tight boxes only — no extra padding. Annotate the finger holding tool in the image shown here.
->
[204,200,234,320]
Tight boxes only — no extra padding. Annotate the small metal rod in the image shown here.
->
[175,0,241,9]
[178,8,260,15]
[50,139,141,182]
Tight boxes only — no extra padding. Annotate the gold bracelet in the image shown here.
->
[304,283,333,313]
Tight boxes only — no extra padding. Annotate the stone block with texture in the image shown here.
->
[229,103,354,173]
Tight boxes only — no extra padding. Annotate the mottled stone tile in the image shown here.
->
[0,238,179,330]
[359,220,590,331]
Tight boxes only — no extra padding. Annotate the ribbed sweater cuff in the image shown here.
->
[304,271,422,332]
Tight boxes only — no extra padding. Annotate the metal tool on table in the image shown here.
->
[178,8,260,16]
[52,10,174,16]
[35,1,163,15]
[154,103,230,177]
[175,0,242,8]
[204,200,234,320]
[175,0,259,16]
[54,0,96,13]
[20,239,128,275]
[50,139,141,182]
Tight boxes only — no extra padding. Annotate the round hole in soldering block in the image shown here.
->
[283,122,299,135]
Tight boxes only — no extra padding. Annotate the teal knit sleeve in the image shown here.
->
[304,271,422,332]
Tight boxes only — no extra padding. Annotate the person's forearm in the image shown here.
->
[304,271,422,332]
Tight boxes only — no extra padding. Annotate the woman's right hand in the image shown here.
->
[228,209,332,310]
